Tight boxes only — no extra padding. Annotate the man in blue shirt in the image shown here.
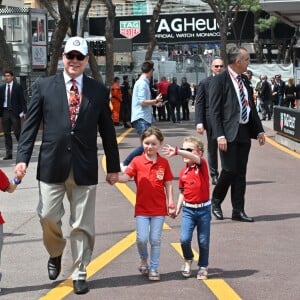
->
[121,61,163,170]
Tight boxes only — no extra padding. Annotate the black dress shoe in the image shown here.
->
[48,255,62,280]
[212,204,223,220]
[3,155,12,160]
[211,175,218,185]
[232,211,254,222]
[73,280,89,295]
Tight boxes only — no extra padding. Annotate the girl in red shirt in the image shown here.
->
[0,168,24,289]
[118,127,175,281]
[163,136,211,280]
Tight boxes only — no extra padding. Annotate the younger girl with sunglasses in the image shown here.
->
[162,136,211,280]
[117,127,175,281]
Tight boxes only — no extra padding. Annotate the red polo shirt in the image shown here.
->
[0,169,9,224]
[178,158,210,203]
[157,80,170,95]
[125,153,173,216]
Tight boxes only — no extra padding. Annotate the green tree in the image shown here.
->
[203,0,241,65]
[43,0,71,76]
[240,0,296,64]
[102,0,115,87]
[145,0,165,61]
[42,0,102,80]
[241,0,277,63]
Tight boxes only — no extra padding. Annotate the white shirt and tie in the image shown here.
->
[4,82,12,108]
[228,66,250,124]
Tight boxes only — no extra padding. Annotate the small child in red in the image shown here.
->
[0,168,23,291]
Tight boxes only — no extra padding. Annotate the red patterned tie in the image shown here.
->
[69,79,81,127]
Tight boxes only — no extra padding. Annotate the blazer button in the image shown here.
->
[67,147,71,151]
[70,131,74,135]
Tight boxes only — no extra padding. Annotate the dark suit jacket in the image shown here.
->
[260,80,271,103]
[209,70,263,142]
[195,75,212,128]
[0,81,27,118]
[16,73,120,185]
[167,83,180,104]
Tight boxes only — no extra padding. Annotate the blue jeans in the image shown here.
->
[278,95,284,106]
[180,205,211,267]
[123,119,151,166]
[136,216,165,271]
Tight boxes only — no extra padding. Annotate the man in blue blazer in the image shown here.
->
[209,47,265,222]
[15,37,120,294]
[0,70,27,160]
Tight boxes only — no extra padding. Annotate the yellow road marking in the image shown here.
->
[41,127,291,299]
[40,231,136,300]
[171,243,242,300]
[265,136,300,159]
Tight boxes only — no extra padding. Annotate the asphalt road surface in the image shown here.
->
[0,109,299,300]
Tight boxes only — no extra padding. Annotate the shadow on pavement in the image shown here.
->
[254,213,300,222]
[247,180,275,185]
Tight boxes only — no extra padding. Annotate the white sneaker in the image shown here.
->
[148,270,160,281]
[197,266,208,280]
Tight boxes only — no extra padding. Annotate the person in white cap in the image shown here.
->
[14,36,120,295]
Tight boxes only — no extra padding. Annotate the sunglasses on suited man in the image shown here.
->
[65,52,87,61]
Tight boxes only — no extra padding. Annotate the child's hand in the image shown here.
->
[162,144,176,157]
[168,207,176,218]
[175,206,182,216]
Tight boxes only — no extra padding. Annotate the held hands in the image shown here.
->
[168,204,176,219]
[14,163,27,181]
[106,172,119,185]
[258,133,266,146]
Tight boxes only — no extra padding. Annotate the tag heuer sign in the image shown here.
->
[120,20,141,39]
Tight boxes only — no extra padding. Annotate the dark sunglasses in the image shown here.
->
[180,148,193,152]
[65,52,86,61]
[213,65,223,68]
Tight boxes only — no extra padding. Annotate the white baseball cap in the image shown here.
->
[64,36,88,55]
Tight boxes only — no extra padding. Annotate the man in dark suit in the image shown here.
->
[0,70,27,160]
[209,47,265,222]
[14,37,120,294]
[273,74,285,106]
[260,75,272,120]
[167,77,181,123]
[195,58,224,185]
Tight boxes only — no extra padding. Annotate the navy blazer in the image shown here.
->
[209,70,264,142]
[0,81,27,118]
[16,73,120,185]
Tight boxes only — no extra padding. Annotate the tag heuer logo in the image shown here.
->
[120,20,141,39]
